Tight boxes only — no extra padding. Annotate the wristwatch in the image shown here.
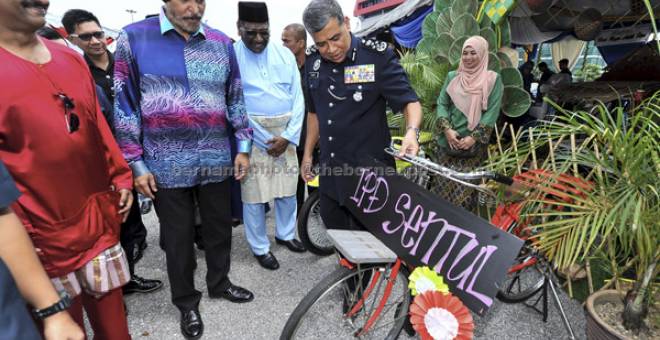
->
[406,126,420,142]
[32,292,71,319]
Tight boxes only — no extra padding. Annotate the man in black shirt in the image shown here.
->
[62,9,162,296]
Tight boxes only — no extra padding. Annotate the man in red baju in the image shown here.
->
[0,0,132,338]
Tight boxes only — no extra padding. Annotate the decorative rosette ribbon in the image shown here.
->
[408,266,449,296]
[408,267,474,340]
[409,291,474,340]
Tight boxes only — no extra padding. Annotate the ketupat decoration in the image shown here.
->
[483,0,517,25]
[408,266,450,296]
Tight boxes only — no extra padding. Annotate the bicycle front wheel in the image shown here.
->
[281,263,411,340]
[297,190,333,256]
[496,246,545,303]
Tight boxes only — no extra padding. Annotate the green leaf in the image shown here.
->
[435,33,454,58]
[416,37,436,55]
[434,0,452,12]
[480,27,497,53]
[449,36,468,66]
[480,14,493,29]
[422,12,440,40]
[499,19,511,47]
[488,52,501,72]
[436,9,453,35]
[502,86,531,117]
[451,13,480,38]
[434,54,451,66]
[500,67,523,87]
[451,0,477,21]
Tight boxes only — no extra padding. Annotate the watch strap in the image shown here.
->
[32,293,71,320]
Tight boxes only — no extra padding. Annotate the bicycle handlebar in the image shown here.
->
[384,147,514,194]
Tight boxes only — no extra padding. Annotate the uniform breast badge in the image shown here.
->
[344,64,375,84]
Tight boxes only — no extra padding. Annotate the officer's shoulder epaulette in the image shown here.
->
[305,45,319,56]
[360,38,388,54]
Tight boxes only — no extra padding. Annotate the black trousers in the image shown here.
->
[119,190,147,275]
[153,181,233,311]
[319,191,364,231]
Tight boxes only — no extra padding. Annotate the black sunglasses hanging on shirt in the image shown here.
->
[57,93,80,133]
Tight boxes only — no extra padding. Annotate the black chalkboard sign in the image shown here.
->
[333,158,524,315]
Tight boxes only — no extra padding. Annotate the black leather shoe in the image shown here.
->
[211,283,254,303]
[275,238,307,253]
[180,309,203,339]
[254,252,280,270]
[122,275,163,295]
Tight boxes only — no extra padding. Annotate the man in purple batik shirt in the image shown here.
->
[113,1,254,338]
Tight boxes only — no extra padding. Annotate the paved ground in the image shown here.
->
[121,210,587,340]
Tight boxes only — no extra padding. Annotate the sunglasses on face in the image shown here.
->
[57,93,80,133]
[69,31,105,42]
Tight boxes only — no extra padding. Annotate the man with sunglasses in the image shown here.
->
[0,0,134,338]
[234,2,306,271]
[62,8,163,298]
[114,0,254,338]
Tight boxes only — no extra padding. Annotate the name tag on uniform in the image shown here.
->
[344,64,375,84]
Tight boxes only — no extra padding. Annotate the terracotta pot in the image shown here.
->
[585,290,630,340]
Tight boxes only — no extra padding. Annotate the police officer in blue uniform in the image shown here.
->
[301,0,422,230]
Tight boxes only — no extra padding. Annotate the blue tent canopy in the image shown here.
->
[390,6,434,48]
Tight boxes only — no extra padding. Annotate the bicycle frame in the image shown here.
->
[339,258,404,336]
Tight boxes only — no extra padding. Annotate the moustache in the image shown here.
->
[20,0,49,10]
[183,15,203,21]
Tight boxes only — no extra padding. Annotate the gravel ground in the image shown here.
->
[119,210,587,340]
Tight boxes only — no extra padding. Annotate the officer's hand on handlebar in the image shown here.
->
[398,130,419,157]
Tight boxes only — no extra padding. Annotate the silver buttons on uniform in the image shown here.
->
[330,153,335,158]
[329,103,334,108]
[328,136,333,141]
[328,120,332,125]
[329,85,335,90]
[332,69,338,73]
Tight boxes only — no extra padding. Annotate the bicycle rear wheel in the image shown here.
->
[280,263,411,340]
[496,245,545,303]
[297,191,334,256]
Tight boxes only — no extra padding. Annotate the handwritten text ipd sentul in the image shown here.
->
[350,168,497,307]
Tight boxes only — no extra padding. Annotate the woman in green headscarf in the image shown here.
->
[431,36,503,210]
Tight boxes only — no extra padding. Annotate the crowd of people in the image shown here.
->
[0,0,508,339]
[519,57,573,102]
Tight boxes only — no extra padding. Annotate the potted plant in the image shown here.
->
[485,92,659,338]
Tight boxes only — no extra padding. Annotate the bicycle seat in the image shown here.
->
[326,230,398,264]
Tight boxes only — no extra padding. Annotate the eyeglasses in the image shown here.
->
[57,93,80,133]
[242,29,270,39]
[69,31,105,42]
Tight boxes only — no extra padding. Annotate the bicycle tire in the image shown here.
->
[296,191,333,256]
[496,250,545,303]
[280,264,410,340]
